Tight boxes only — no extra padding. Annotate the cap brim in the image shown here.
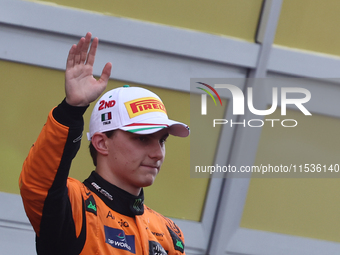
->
[120,119,190,137]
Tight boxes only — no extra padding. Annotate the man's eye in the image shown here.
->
[138,136,147,142]
[160,136,168,144]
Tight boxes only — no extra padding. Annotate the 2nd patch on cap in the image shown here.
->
[124,97,167,118]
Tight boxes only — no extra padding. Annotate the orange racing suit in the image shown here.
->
[19,99,185,255]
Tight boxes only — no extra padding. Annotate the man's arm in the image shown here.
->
[19,32,111,237]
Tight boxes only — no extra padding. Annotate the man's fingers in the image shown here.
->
[86,37,99,66]
[98,62,112,85]
[74,37,85,65]
[81,32,92,63]
[66,44,77,69]
[66,33,92,69]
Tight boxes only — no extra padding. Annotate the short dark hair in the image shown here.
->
[89,130,116,166]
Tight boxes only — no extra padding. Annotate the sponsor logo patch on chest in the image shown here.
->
[104,226,136,254]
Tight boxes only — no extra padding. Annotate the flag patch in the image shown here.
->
[101,112,112,121]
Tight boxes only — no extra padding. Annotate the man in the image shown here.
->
[19,32,189,255]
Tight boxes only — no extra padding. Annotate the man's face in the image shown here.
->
[105,129,168,195]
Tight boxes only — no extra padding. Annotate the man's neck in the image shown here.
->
[95,168,141,196]
[83,171,145,217]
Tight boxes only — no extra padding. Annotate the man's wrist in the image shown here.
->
[53,98,89,128]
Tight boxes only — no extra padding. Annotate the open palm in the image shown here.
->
[65,32,112,107]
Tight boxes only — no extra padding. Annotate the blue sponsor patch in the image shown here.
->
[104,226,136,254]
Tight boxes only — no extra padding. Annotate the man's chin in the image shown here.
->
[139,175,157,188]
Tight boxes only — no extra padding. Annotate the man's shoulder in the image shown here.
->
[143,205,167,222]
[67,177,83,186]
[143,205,184,239]
[144,205,185,253]
[66,177,87,197]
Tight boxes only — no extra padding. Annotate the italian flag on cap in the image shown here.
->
[101,112,112,121]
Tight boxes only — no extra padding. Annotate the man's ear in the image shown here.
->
[91,133,109,156]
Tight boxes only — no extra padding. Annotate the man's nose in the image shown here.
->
[149,141,165,160]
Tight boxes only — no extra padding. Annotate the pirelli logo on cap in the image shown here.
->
[125,97,167,118]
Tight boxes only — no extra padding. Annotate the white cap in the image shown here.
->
[87,85,190,140]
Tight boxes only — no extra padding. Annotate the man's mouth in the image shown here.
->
[141,164,160,170]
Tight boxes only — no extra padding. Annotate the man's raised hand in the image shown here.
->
[65,32,112,107]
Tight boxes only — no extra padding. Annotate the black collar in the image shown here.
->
[83,171,144,217]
